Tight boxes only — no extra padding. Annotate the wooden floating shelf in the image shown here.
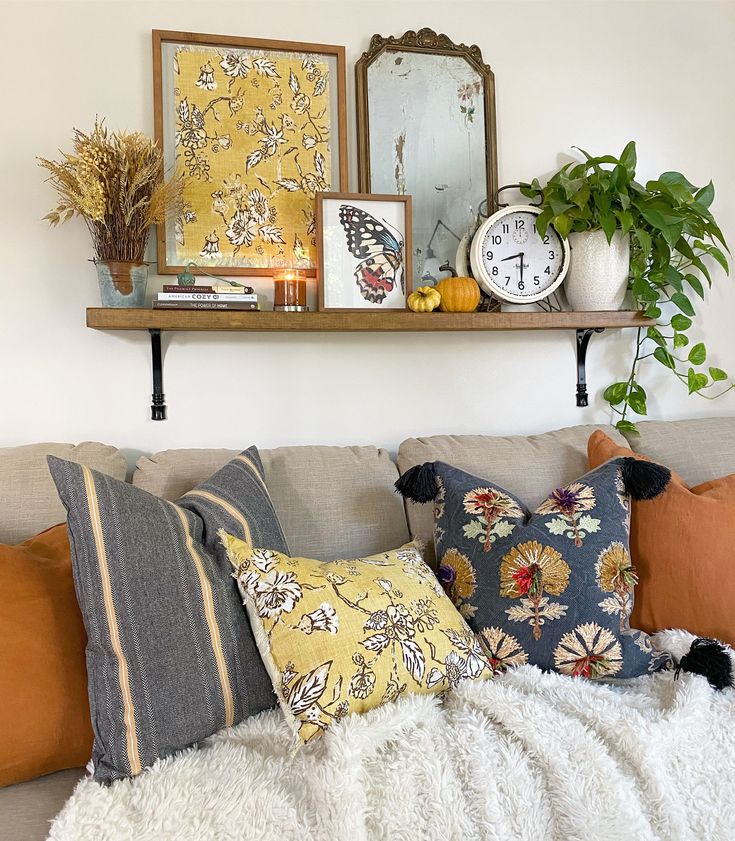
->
[86,308,653,333]
[85,307,653,420]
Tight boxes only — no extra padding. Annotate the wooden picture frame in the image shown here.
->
[355,28,497,284]
[153,29,348,277]
[317,192,412,312]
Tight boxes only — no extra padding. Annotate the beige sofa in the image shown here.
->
[3,418,735,841]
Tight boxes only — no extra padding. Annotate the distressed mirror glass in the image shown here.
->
[356,29,497,283]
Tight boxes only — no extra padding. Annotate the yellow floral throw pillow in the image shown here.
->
[220,533,492,742]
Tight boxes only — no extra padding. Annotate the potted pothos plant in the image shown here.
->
[521,142,731,433]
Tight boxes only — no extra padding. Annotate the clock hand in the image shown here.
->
[501,253,521,262]
[518,252,525,284]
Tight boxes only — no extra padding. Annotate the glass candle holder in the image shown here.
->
[273,270,308,311]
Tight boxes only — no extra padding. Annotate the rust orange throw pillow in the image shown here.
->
[588,430,735,647]
[0,524,92,787]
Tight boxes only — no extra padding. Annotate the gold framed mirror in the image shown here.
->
[356,28,498,284]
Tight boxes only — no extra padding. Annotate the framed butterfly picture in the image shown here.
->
[316,192,412,311]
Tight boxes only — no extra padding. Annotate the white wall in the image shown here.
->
[2,0,734,465]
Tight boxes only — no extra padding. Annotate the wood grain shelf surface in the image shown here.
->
[86,308,653,333]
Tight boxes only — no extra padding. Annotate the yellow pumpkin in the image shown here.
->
[435,276,481,312]
[407,285,442,313]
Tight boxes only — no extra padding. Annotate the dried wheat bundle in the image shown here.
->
[39,120,183,262]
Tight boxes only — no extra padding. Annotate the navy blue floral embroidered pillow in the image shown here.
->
[397,457,671,679]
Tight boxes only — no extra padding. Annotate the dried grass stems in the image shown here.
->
[39,120,183,262]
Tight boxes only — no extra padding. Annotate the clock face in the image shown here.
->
[470,206,569,303]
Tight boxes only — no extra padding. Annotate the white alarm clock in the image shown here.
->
[469,205,570,303]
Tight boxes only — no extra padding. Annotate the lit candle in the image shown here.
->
[273,269,307,311]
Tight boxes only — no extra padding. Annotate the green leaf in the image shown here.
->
[684,273,705,299]
[615,419,639,435]
[635,229,652,256]
[603,382,629,405]
[627,391,647,416]
[644,304,661,319]
[671,314,692,331]
[646,326,666,347]
[615,209,634,235]
[553,213,573,238]
[654,347,676,370]
[671,292,695,316]
[695,181,715,208]
[687,368,709,394]
[619,141,637,175]
[688,342,706,365]
[535,207,554,237]
[708,245,730,274]
[673,332,689,349]
[599,211,617,243]
[709,367,728,382]
[659,171,697,193]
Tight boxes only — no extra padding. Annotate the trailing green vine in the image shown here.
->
[521,142,731,433]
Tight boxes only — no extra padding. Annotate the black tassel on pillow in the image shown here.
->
[620,457,671,500]
[676,638,734,690]
[395,463,439,503]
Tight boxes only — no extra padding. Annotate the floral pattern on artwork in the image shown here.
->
[596,542,638,631]
[168,45,336,269]
[553,622,623,679]
[500,540,570,640]
[536,482,600,547]
[221,533,491,742]
[462,487,523,551]
[479,627,528,674]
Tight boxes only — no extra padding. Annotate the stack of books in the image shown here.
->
[153,284,259,311]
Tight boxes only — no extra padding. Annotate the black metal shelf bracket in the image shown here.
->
[149,329,166,421]
[576,327,604,407]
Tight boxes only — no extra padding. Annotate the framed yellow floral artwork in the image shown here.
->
[153,30,348,276]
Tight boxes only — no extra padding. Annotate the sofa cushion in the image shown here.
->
[398,425,626,563]
[222,533,492,743]
[0,767,84,841]
[0,442,126,544]
[134,445,409,561]
[48,448,286,782]
[397,459,667,679]
[623,417,735,486]
[590,429,735,647]
[0,525,92,788]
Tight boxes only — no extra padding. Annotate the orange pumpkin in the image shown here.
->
[435,276,481,312]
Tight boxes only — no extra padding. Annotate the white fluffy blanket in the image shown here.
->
[49,664,735,841]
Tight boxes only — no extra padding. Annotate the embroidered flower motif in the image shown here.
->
[438,548,476,603]
[348,655,376,700]
[596,542,637,630]
[553,623,623,679]
[463,488,524,551]
[253,570,302,618]
[479,627,528,674]
[500,541,570,640]
[297,602,339,635]
[537,482,598,547]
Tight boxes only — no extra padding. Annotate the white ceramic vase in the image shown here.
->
[564,230,630,311]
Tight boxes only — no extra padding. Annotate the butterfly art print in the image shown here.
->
[318,194,412,311]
